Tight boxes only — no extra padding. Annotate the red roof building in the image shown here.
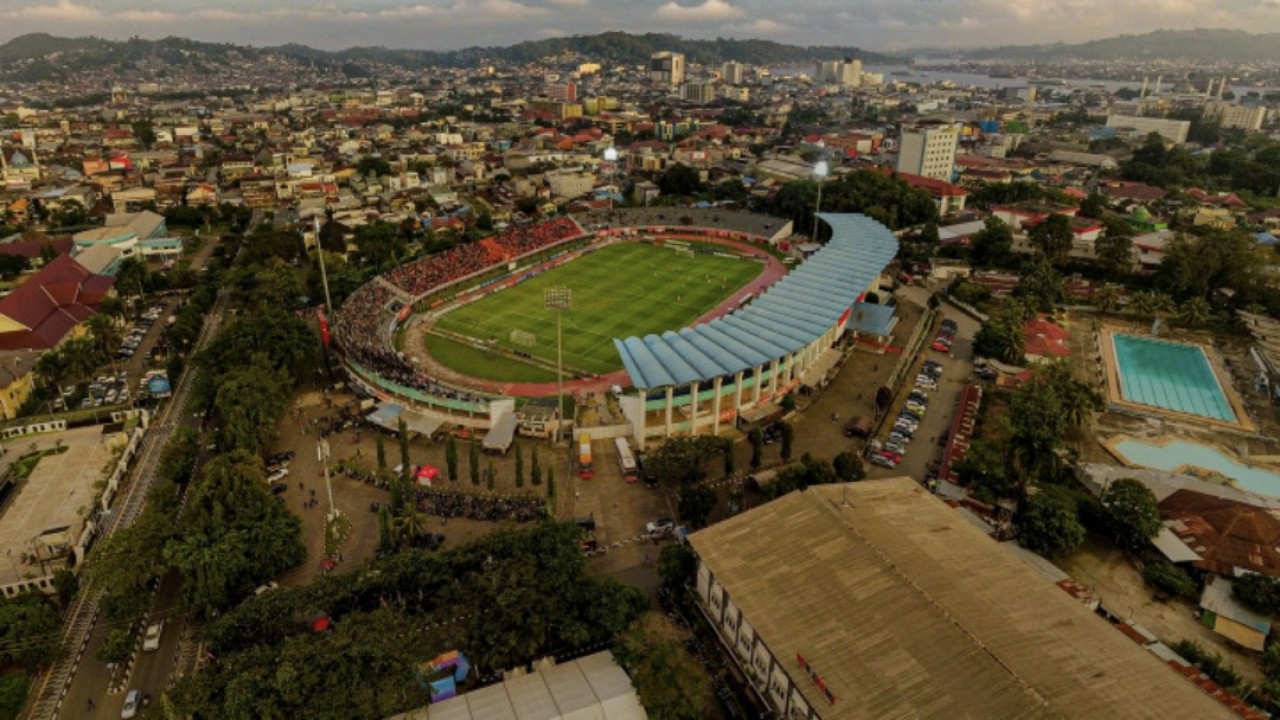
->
[0,254,114,350]
[1023,316,1071,360]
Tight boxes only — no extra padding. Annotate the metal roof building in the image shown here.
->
[688,479,1238,719]
[612,213,899,438]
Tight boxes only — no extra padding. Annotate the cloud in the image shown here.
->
[653,0,744,22]
[727,18,789,33]
[544,0,589,6]
[7,0,102,21]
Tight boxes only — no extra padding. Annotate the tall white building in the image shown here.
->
[1203,101,1267,132]
[649,52,685,86]
[896,122,959,181]
[721,61,746,86]
[1105,114,1190,144]
[814,58,862,87]
[680,81,717,104]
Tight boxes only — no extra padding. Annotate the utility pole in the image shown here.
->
[318,437,337,520]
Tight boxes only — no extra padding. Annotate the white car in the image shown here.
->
[121,689,141,719]
[254,581,280,595]
[646,518,674,535]
[915,376,938,390]
[267,467,289,483]
[142,621,163,652]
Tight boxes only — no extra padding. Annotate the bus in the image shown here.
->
[614,438,638,483]
[578,433,594,479]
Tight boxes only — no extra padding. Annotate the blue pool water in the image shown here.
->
[1112,334,1235,422]
[1113,438,1280,496]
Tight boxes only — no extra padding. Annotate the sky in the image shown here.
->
[2,0,1280,52]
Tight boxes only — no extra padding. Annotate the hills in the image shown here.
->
[953,29,1280,63]
[0,31,893,81]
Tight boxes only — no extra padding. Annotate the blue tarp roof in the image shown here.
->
[615,213,898,388]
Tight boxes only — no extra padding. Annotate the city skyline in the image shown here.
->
[2,0,1280,53]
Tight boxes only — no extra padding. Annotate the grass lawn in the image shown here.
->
[430,242,762,377]
[425,335,561,383]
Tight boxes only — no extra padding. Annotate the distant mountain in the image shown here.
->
[0,31,894,79]
[954,29,1280,62]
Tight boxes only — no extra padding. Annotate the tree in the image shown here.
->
[530,445,542,486]
[1078,192,1107,219]
[748,427,763,470]
[375,432,387,471]
[1096,218,1135,274]
[657,163,704,197]
[486,461,496,491]
[832,451,865,482]
[96,627,134,665]
[1176,297,1212,328]
[115,256,150,299]
[445,435,458,482]
[1101,478,1162,551]
[354,221,407,270]
[1016,486,1085,559]
[356,156,392,178]
[779,421,794,462]
[470,440,480,485]
[0,253,27,280]
[646,436,724,487]
[49,199,90,228]
[953,439,1020,503]
[721,438,735,478]
[969,216,1014,268]
[1093,284,1121,314]
[85,312,122,361]
[1029,213,1074,263]
[616,613,712,720]
[547,467,555,500]
[0,592,60,670]
[918,221,940,245]
[1014,257,1065,311]
[399,418,411,480]
[677,484,717,528]
[974,319,1025,365]
[1142,561,1198,600]
[514,443,524,488]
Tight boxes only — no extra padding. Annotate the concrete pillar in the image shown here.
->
[733,370,744,417]
[785,352,796,385]
[768,359,780,397]
[712,376,723,436]
[664,386,674,438]
[752,365,763,404]
[689,381,700,436]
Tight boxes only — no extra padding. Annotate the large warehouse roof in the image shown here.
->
[688,478,1236,720]
[613,213,898,388]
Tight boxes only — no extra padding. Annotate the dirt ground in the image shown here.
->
[1057,537,1265,685]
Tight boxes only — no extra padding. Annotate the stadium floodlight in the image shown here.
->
[812,160,830,244]
[603,147,619,209]
[545,286,572,444]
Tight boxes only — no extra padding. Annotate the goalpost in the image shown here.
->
[510,329,538,347]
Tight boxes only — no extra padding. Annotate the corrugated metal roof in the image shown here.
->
[613,212,898,388]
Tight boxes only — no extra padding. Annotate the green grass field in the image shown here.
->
[429,242,762,378]
[424,335,560,383]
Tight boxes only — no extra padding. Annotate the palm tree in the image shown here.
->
[1093,285,1120,314]
[1177,297,1212,328]
[1150,292,1176,320]
[86,313,122,362]
[392,508,430,549]
[1127,291,1156,321]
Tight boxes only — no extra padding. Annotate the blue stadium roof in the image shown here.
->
[614,213,899,388]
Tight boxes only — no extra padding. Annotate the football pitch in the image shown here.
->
[429,242,763,377]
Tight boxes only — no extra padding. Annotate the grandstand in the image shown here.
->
[612,213,898,439]
[577,208,793,245]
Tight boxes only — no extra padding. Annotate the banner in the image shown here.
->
[316,307,331,346]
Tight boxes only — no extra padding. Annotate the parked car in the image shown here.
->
[646,518,675,535]
[870,454,897,468]
[899,409,923,423]
[940,318,958,333]
[267,468,289,483]
[270,482,288,495]
[915,375,938,390]
[254,581,280,595]
[142,622,163,652]
[908,390,929,403]
[888,432,911,446]
[892,421,917,436]
[883,441,907,455]
[879,450,903,464]
[121,690,141,719]
[905,401,927,415]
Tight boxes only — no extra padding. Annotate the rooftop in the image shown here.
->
[688,478,1235,720]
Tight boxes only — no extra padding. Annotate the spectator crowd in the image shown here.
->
[332,217,584,404]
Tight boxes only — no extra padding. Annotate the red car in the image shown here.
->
[878,450,903,464]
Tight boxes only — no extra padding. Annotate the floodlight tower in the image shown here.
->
[603,147,619,209]
[313,215,334,311]
[812,159,830,244]
[545,286,572,444]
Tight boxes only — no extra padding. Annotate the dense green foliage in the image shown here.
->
[768,169,939,235]
[615,613,713,720]
[0,593,60,671]
[1142,561,1198,600]
[174,522,645,719]
[1016,486,1086,559]
[1101,479,1163,550]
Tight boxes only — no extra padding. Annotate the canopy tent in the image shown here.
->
[416,465,441,486]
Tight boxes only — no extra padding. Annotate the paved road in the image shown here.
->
[32,238,232,720]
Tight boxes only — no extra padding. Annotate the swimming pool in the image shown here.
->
[1111,334,1236,423]
[1112,438,1280,497]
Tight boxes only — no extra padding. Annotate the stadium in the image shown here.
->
[333,209,899,441]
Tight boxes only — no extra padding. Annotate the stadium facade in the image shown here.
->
[613,213,898,439]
